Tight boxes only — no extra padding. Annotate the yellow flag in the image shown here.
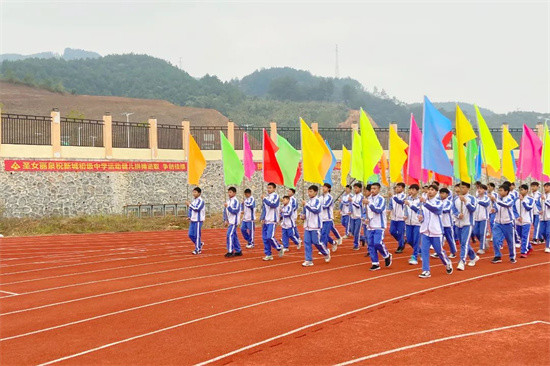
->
[475,105,501,174]
[187,134,206,185]
[350,130,363,181]
[380,152,389,186]
[543,123,550,178]
[456,105,477,182]
[341,146,351,187]
[389,125,408,182]
[314,131,332,180]
[360,108,383,182]
[502,125,519,182]
[300,118,324,184]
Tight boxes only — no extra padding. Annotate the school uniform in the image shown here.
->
[365,194,391,267]
[289,195,301,243]
[453,194,478,264]
[224,196,241,254]
[350,192,363,249]
[260,192,283,256]
[488,191,498,236]
[389,192,406,251]
[540,193,550,250]
[419,197,451,274]
[188,196,205,253]
[340,193,352,236]
[441,197,458,256]
[510,189,521,244]
[531,191,542,242]
[241,196,255,248]
[281,203,300,249]
[303,196,330,263]
[492,194,518,261]
[472,194,490,252]
[516,195,534,255]
[320,193,341,249]
[404,195,421,262]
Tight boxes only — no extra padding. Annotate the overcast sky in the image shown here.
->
[1,0,549,113]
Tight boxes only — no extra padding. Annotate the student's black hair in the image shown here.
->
[432,181,440,186]
[282,195,290,200]
[545,182,550,187]
[510,182,516,187]
[454,183,461,188]
[428,184,439,191]
[371,182,381,188]
[323,183,332,191]
[479,184,487,190]
[396,182,406,188]
[439,187,450,195]
[475,181,482,186]
[530,182,540,187]
[502,180,511,186]
[519,184,529,191]
[267,182,276,189]
[193,187,202,194]
[365,184,372,190]
[460,182,471,189]
[228,187,237,193]
[409,184,420,190]
[499,184,510,192]
[244,188,251,194]
[308,185,319,192]
[422,185,428,189]
[289,188,296,194]
[488,182,495,188]
[353,182,362,189]
[345,185,351,189]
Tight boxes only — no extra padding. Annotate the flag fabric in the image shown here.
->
[475,143,483,181]
[220,131,244,185]
[314,131,332,179]
[300,118,324,184]
[350,130,363,181]
[380,153,389,186]
[422,96,453,177]
[360,108,383,182]
[465,139,478,180]
[407,114,423,181]
[389,125,408,182]
[243,132,255,181]
[341,145,351,187]
[517,124,543,180]
[502,126,519,182]
[276,134,301,188]
[543,123,550,180]
[475,105,500,174]
[452,135,460,179]
[456,105,477,183]
[263,129,284,185]
[323,140,337,185]
[187,134,206,185]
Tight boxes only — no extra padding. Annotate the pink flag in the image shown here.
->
[407,114,423,181]
[243,132,255,180]
[517,124,543,180]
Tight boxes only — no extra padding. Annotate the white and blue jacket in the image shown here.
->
[289,195,298,221]
[453,194,477,227]
[280,203,295,229]
[474,194,490,221]
[404,195,421,226]
[366,194,386,230]
[419,198,443,237]
[224,197,241,226]
[350,193,363,219]
[188,197,205,222]
[494,194,518,224]
[516,195,534,225]
[320,193,335,222]
[441,197,457,228]
[241,196,255,222]
[340,193,352,216]
[303,196,322,230]
[260,192,280,224]
[541,193,550,221]
[389,192,406,221]
[531,191,541,216]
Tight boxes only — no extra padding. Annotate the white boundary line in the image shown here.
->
[194,261,550,366]
[334,321,550,365]
[0,290,19,296]
[34,262,549,366]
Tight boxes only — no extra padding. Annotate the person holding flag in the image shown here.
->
[364,183,392,271]
[349,182,364,250]
[280,195,301,251]
[241,188,256,249]
[472,184,490,254]
[260,182,284,261]
[404,184,422,265]
[388,182,407,254]
[454,182,479,271]
[287,188,302,246]
[320,183,342,252]
[339,185,353,238]
[187,187,205,255]
[516,184,535,257]
[540,183,550,253]
[492,184,519,263]
[223,187,242,258]
[301,185,331,267]
[530,182,543,245]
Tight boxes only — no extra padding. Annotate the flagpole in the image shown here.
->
[420,100,426,188]
[406,114,413,185]
[475,113,490,183]
[299,121,305,203]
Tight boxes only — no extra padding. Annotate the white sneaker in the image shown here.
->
[296,240,302,250]
[245,244,254,249]
[449,253,457,258]
[318,251,322,255]
[278,249,285,258]
[468,255,480,267]
[457,261,465,271]
[337,238,343,245]
[325,251,331,263]
[262,255,273,261]
[283,248,289,252]
[545,248,550,253]
[477,249,485,255]
[515,244,520,248]
[342,235,349,239]
[430,253,439,258]
[408,258,418,265]
[332,244,338,252]
[419,271,431,278]
[302,260,314,267]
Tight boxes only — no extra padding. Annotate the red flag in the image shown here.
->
[263,129,284,185]
[293,164,301,187]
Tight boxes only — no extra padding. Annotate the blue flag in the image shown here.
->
[421,96,453,177]
[475,144,483,180]
[323,140,337,185]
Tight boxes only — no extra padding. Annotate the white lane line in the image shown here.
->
[0,290,19,296]
[334,321,550,365]
[1,261,369,341]
[194,261,550,366]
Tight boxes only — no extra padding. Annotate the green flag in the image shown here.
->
[220,131,244,185]
[350,130,363,181]
[276,134,301,188]
[452,135,460,179]
[466,139,478,180]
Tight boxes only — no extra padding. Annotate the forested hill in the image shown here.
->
[1,54,546,128]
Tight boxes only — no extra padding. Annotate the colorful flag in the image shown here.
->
[380,153,389,186]
[543,123,550,180]
[456,105,477,183]
[243,132,255,181]
[517,124,543,180]
[422,96,453,177]
[360,108,383,182]
[389,125,408,182]
[220,131,244,185]
[323,140,337,185]
[314,131,332,179]
[263,129,284,185]
[475,105,500,174]
[407,114,422,182]
[465,139,478,180]
[341,146,351,187]
[452,135,460,179]
[187,134,206,185]
[300,118,324,184]
[502,126,519,182]
[276,134,301,188]
[350,130,363,181]
[475,143,483,181]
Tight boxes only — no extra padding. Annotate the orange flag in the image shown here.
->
[188,134,206,185]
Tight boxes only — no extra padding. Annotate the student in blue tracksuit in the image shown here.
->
[530,182,542,245]
[224,187,242,258]
[360,184,372,248]
[439,188,457,258]
[364,183,392,271]
[288,188,302,246]
[349,182,363,250]
[472,184,490,254]
[280,195,301,251]
[301,185,331,267]
[320,183,342,252]
[540,183,550,253]
[516,184,535,257]
[388,182,407,254]
[260,182,284,261]
[340,185,352,238]
[404,184,421,265]
[506,181,521,247]
[492,184,518,263]
[487,183,498,241]
[187,187,205,255]
[241,188,256,249]
[454,182,479,271]
[417,184,453,278]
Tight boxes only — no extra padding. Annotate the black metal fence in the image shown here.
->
[189,126,228,150]
[157,124,183,149]
[112,120,149,148]
[60,117,104,147]
[1,114,52,145]
[234,126,264,150]
[318,127,353,150]
[277,126,302,149]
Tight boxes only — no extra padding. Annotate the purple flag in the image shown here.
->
[517,124,543,180]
